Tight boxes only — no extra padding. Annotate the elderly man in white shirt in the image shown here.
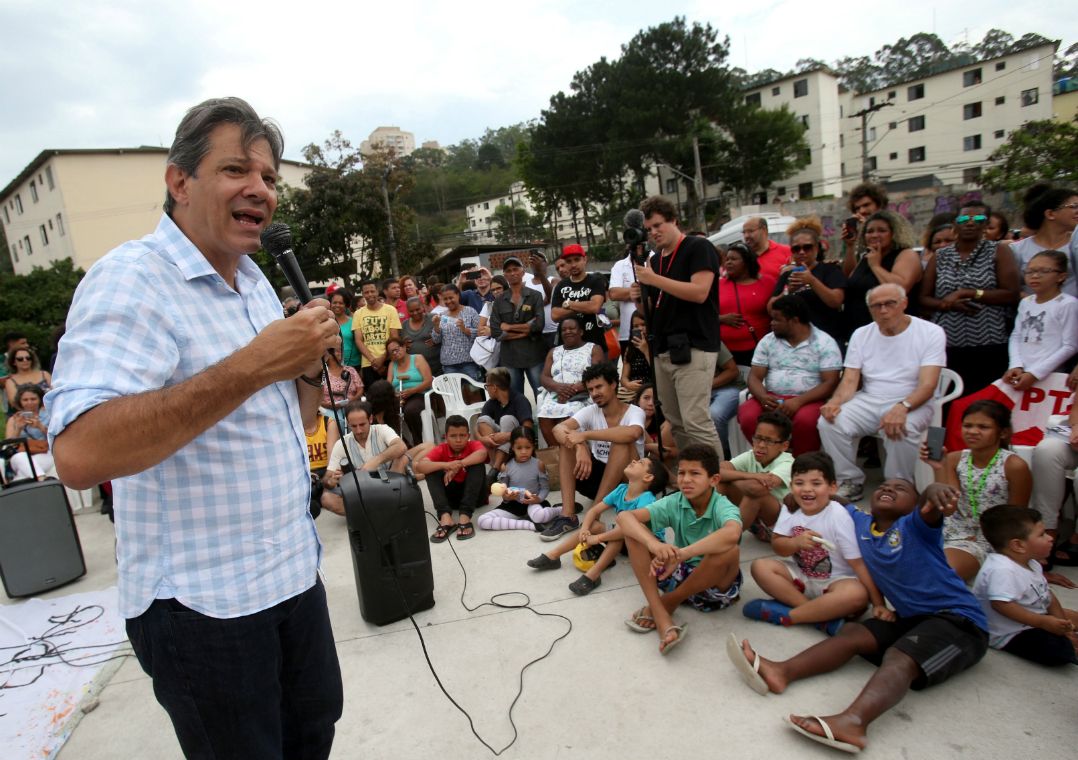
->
[818,283,946,501]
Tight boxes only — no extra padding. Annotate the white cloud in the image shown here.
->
[0,0,1073,182]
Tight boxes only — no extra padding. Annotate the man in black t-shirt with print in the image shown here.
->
[630,196,724,459]
[550,244,608,350]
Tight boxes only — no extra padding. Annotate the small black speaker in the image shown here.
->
[341,470,435,626]
[0,479,86,598]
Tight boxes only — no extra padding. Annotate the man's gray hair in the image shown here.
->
[164,97,283,214]
[485,366,511,391]
[865,282,907,305]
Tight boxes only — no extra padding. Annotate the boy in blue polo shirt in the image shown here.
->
[616,444,743,655]
[727,479,988,754]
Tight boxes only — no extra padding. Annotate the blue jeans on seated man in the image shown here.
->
[442,361,483,382]
[126,578,343,760]
[710,384,741,459]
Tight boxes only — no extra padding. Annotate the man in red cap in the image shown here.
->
[550,243,608,349]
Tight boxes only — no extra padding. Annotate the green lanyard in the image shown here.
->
[965,448,1002,520]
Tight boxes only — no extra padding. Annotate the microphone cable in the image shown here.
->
[318,334,572,756]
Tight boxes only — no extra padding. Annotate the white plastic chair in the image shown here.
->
[420,373,488,442]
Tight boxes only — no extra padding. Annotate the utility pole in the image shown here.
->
[692,136,707,231]
[381,166,399,277]
[849,101,892,182]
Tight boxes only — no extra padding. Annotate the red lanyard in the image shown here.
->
[655,235,686,309]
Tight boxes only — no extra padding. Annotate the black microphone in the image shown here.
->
[623,208,648,248]
[260,223,313,304]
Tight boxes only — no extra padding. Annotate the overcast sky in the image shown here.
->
[1,0,1074,182]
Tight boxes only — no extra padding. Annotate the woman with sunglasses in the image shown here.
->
[720,242,775,366]
[920,203,1021,395]
[998,183,1078,298]
[767,217,847,345]
[4,347,51,410]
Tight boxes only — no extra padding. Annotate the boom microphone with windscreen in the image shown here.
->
[260,223,313,304]
[623,208,647,246]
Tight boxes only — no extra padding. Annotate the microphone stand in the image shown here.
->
[627,242,665,465]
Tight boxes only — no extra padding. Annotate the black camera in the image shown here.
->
[623,225,648,246]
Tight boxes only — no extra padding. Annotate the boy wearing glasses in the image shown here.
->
[718,410,794,536]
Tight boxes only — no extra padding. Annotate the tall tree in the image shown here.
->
[712,106,810,203]
[873,32,954,82]
[981,118,1078,192]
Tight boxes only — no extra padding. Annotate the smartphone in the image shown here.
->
[464,270,483,281]
[843,217,859,237]
[630,328,642,340]
[925,426,946,461]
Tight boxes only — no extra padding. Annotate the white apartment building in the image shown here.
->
[359,126,416,157]
[1,148,310,276]
[734,42,1057,198]
[743,67,845,200]
[843,43,1056,188]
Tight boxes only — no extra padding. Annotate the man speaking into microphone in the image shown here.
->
[46,97,344,758]
[630,195,724,458]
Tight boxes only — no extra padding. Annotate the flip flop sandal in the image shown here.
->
[624,606,656,633]
[725,633,769,695]
[456,522,476,541]
[783,715,862,754]
[430,524,456,543]
[659,623,687,655]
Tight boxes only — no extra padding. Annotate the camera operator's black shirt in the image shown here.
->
[645,235,721,354]
[552,273,608,347]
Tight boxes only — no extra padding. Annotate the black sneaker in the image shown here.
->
[526,554,561,570]
[569,575,600,596]
[540,515,579,542]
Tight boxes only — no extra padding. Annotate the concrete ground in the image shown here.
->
[6,480,1076,760]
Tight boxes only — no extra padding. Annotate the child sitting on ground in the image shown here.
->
[718,410,794,538]
[617,444,743,655]
[921,399,1032,581]
[526,455,669,597]
[744,451,886,634]
[477,427,560,532]
[414,415,488,542]
[726,480,987,754]
[973,505,1078,666]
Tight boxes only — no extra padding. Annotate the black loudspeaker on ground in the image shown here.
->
[340,470,435,625]
[0,438,86,598]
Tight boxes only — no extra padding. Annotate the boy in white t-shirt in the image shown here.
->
[718,411,795,535]
[973,505,1078,666]
[744,451,887,635]
[321,400,407,516]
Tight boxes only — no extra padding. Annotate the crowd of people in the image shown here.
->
[306,182,1078,753]
[16,95,1073,758]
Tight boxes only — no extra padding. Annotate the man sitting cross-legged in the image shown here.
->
[541,361,645,541]
[321,400,408,516]
[726,480,988,754]
[617,444,743,655]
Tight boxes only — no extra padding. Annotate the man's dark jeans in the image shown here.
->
[126,578,343,760]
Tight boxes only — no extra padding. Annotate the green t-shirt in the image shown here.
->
[645,489,741,566]
[729,450,794,501]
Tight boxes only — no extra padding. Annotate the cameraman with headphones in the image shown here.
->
[630,196,724,459]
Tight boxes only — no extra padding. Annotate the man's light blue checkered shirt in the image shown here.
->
[47,214,321,619]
